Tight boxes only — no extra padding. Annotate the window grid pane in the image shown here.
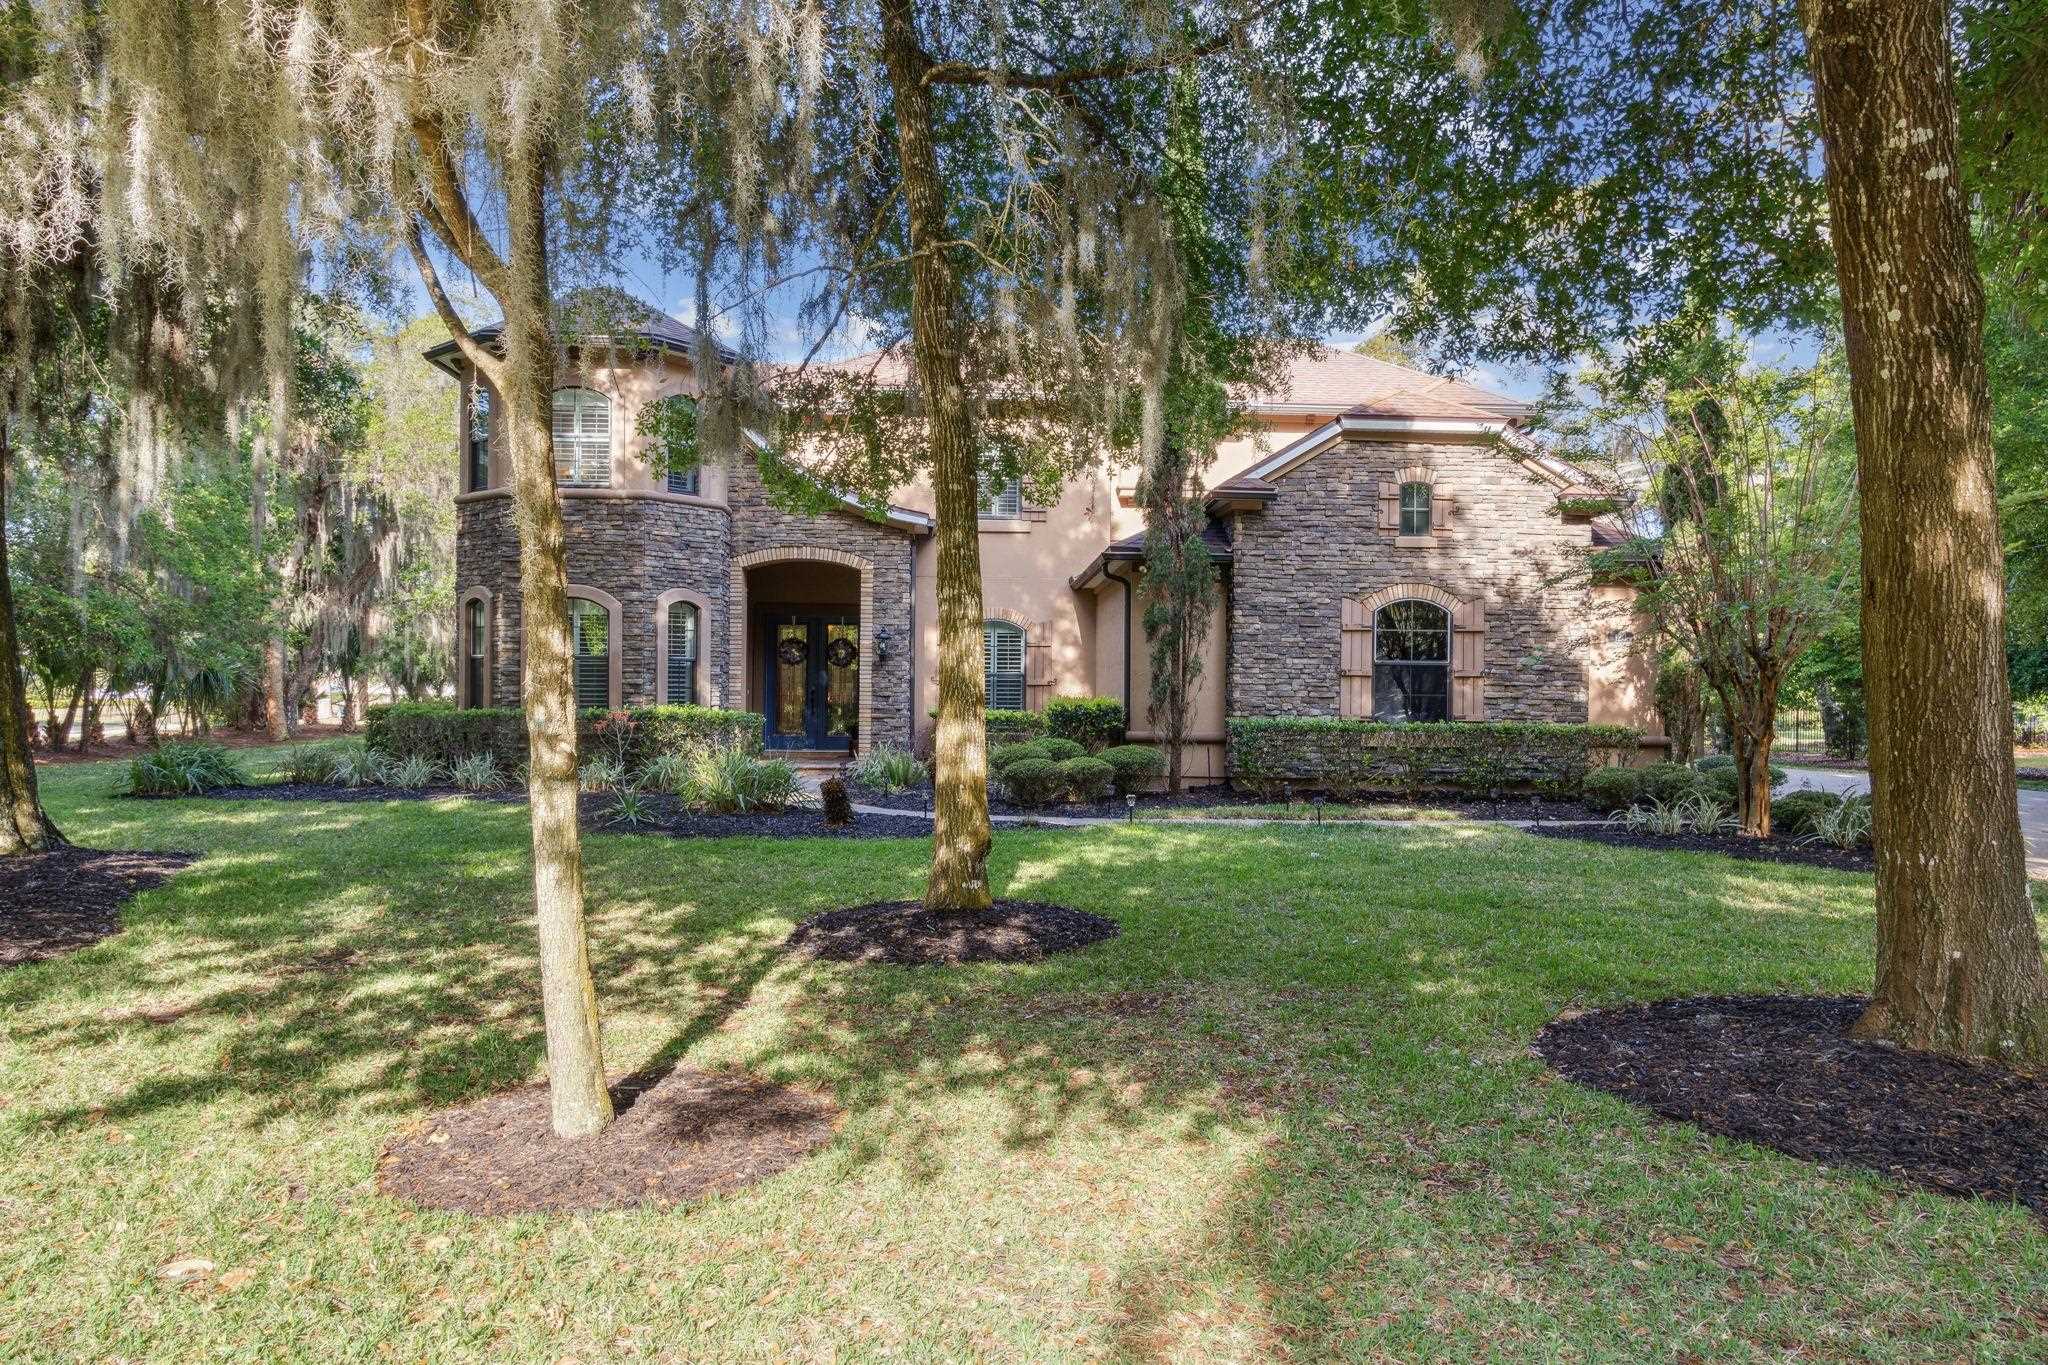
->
[569,599,610,708]
[1400,481,1432,537]
[467,389,491,491]
[667,465,700,495]
[1373,600,1451,722]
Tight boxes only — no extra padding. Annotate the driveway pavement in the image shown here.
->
[1781,765,2048,878]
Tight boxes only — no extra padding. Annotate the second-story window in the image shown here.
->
[466,385,491,492]
[979,471,1023,519]
[552,387,612,488]
[1400,481,1433,536]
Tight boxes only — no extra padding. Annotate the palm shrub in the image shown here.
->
[449,753,504,792]
[1804,793,1874,849]
[126,741,248,796]
[637,751,691,794]
[1099,744,1165,796]
[849,744,927,792]
[1061,756,1115,802]
[385,755,441,790]
[605,786,659,827]
[329,744,391,788]
[281,742,349,785]
[1001,757,1065,807]
[578,754,627,793]
[678,740,800,813]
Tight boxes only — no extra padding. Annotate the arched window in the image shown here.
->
[552,387,612,487]
[666,601,699,705]
[568,598,612,709]
[464,597,488,709]
[1373,600,1450,722]
[984,619,1026,710]
[466,385,492,492]
[1399,481,1432,537]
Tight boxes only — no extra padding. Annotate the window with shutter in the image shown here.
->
[551,388,612,488]
[1372,599,1451,722]
[665,601,698,705]
[984,620,1026,709]
[569,598,612,708]
[1399,482,1432,536]
[466,386,491,492]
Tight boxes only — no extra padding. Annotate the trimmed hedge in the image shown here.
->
[366,702,763,770]
[1044,696,1126,750]
[1001,757,1066,806]
[1228,717,1640,798]
[1061,755,1116,801]
[985,709,1047,745]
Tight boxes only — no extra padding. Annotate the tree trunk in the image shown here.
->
[1732,712,1776,838]
[500,144,613,1138]
[0,426,64,854]
[74,664,98,753]
[1807,0,2048,1062]
[881,0,995,913]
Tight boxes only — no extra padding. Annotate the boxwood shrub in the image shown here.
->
[1100,744,1166,795]
[985,709,1047,745]
[366,702,762,771]
[1060,755,1116,801]
[1228,717,1640,799]
[1043,696,1126,751]
[1035,737,1087,763]
[1001,757,1066,807]
[989,741,1049,773]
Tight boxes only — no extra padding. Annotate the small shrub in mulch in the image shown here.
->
[1535,995,2048,1219]
[0,847,197,967]
[786,899,1120,965]
[378,1066,838,1216]
[1525,823,1873,872]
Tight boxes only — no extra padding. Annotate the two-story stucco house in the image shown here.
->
[432,296,1663,782]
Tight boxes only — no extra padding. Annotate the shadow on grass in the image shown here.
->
[16,781,1968,1355]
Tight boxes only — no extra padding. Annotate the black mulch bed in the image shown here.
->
[1525,823,1873,872]
[1535,995,2048,1219]
[378,1065,838,1215]
[786,898,1121,965]
[586,793,933,840]
[849,781,1596,822]
[1,847,198,967]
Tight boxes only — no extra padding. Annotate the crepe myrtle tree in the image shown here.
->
[1548,339,1860,837]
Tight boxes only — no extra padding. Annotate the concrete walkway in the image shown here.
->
[1781,765,2048,878]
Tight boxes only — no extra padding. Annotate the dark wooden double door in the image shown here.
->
[761,613,858,751]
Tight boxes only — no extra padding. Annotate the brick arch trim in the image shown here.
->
[730,547,877,747]
[563,582,624,709]
[1340,582,1485,720]
[458,585,494,708]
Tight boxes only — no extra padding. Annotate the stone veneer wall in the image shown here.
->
[455,493,732,708]
[1228,437,1596,722]
[726,460,917,750]
[453,467,916,747]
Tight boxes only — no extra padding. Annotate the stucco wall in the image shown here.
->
[1229,435,1599,723]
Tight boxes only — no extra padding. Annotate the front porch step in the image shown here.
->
[782,750,851,770]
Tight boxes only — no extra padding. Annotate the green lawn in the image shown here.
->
[5,756,2045,1362]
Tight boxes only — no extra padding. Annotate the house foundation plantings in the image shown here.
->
[364,702,762,772]
[1228,718,1638,799]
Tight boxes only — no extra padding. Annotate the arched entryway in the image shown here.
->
[731,547,874,753]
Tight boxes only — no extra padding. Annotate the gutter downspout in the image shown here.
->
[1106,560,1135,727]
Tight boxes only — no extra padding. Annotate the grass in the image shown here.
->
[4,755,2046,1362]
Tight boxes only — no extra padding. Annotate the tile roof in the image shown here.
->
[811,343,1531,422]
[422,289,735,373]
